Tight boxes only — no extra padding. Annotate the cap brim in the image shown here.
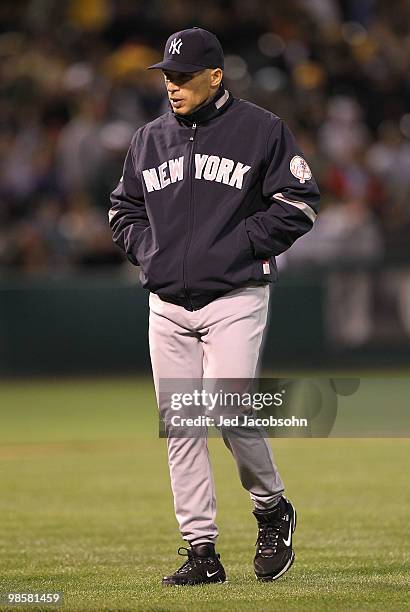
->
[147,59,207,73]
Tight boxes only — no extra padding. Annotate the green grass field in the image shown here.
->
[0,378,409,611]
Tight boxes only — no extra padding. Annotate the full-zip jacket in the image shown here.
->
[109,86,320,310]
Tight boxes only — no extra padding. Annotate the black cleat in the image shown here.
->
[162,543,227,586]
[253,496,297,581]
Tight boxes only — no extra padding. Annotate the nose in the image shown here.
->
[167,81,179,93]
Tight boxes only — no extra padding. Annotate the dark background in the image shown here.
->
[0,0,409,375]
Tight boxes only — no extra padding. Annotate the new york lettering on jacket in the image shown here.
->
[109,86,320,311]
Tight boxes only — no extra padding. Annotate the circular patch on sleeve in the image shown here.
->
[290,155,312,183]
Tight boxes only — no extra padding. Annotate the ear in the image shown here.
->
[210,68,223,88]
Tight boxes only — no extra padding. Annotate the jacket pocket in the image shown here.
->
[223,219,255,280]
[239,219,276,283]
[135,226,161,287]
[135,226,153,265]
[237,218,254,260]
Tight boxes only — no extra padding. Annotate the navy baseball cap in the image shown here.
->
[147,27,224,73]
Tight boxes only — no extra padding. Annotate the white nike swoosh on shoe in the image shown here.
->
[283,518,293,546]
[206,570,220,577]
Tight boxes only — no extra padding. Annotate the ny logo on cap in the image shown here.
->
[169,37,183,55]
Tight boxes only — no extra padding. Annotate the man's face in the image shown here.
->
[163,69,218,115]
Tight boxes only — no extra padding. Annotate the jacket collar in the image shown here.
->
[171,85,233,126]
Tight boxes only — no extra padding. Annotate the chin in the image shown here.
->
[174,107,191,115]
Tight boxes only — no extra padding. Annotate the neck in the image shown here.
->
[191,88,219,114]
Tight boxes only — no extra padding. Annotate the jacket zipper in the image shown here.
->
[182,122,197,311]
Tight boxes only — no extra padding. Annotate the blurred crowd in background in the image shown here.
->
[0,0,409,276]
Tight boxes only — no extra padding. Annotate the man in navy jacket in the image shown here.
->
[110,27,320,586]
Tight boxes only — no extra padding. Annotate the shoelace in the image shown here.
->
[175,547,196,574]
[174,547,220,574]
[256,521,282,554]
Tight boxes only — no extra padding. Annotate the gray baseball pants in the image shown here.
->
[149,285,284,545]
